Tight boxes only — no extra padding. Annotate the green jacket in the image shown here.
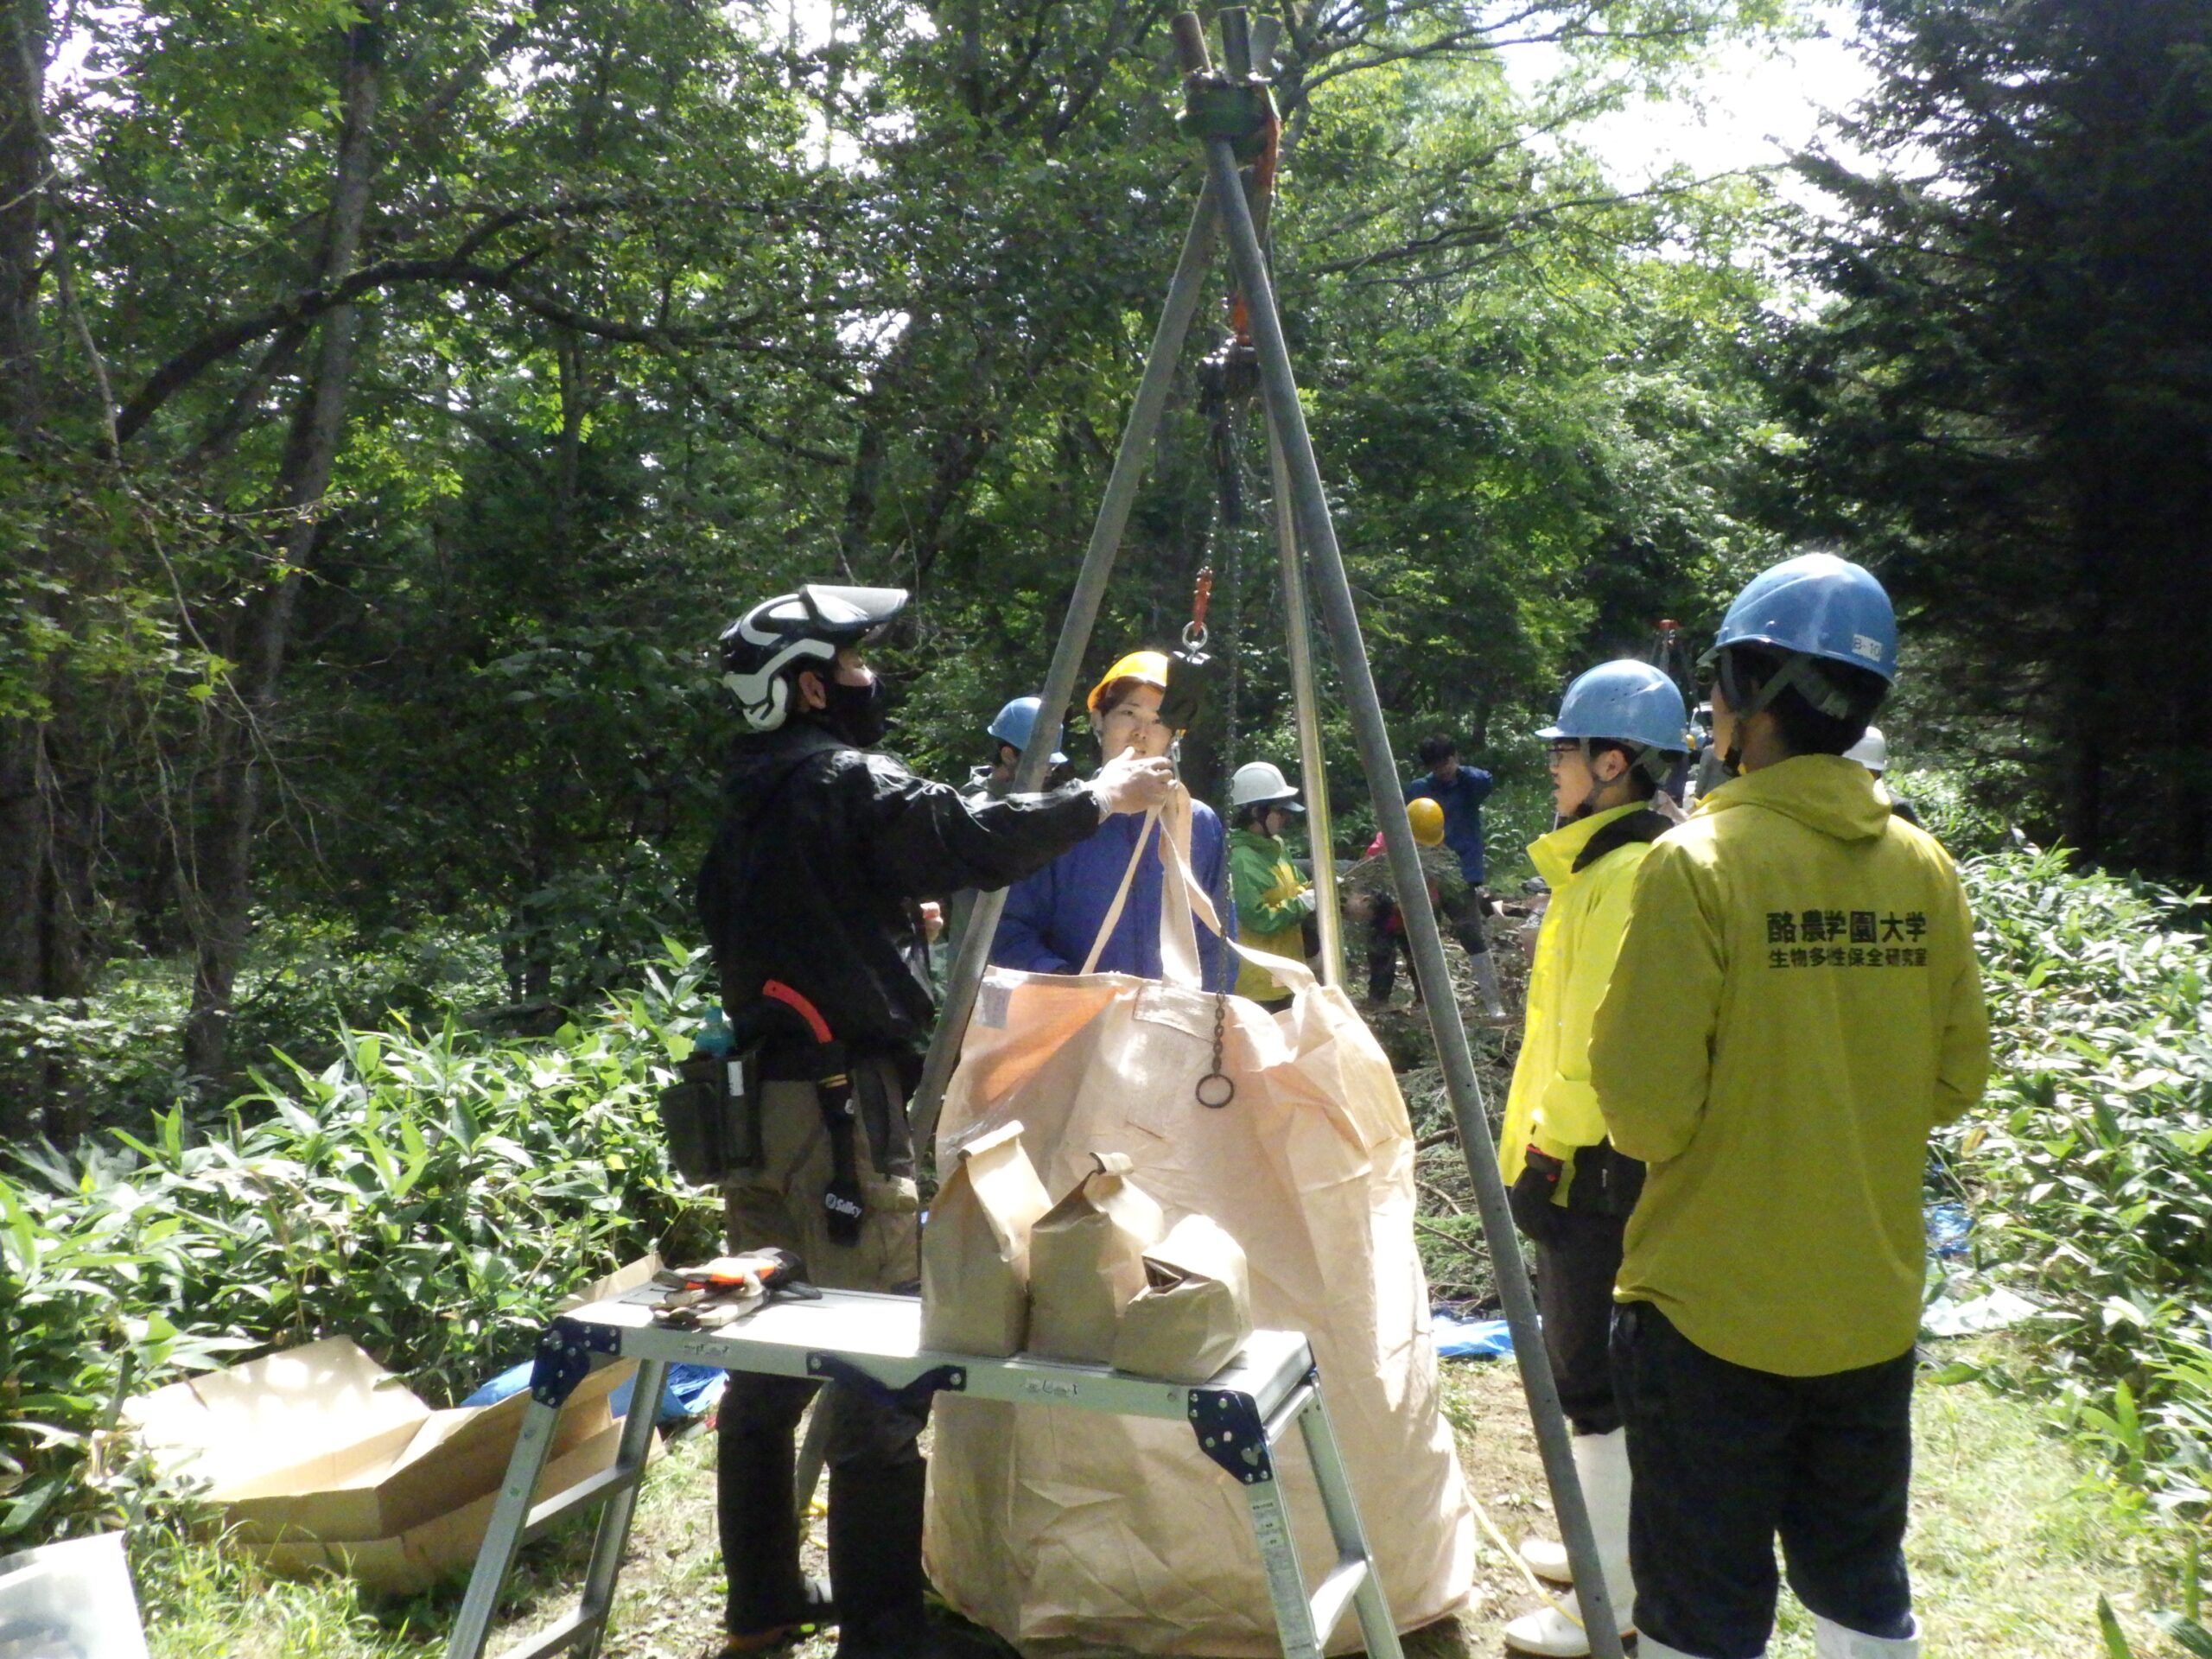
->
[1499,804,1664,1197]
[1226,827,1307,1001]
[1590,755,1990,1376]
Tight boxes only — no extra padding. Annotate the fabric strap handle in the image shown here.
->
[1076,780,1318,997]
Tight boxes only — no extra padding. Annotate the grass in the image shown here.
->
[135,1344,2155,1658]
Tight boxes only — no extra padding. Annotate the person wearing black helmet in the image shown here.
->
[696,584,1173,1658]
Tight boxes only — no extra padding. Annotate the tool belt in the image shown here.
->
[656,980,868,1247]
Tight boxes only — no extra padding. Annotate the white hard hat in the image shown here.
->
[1229,760,1302,810]
[1844,724,1889,774]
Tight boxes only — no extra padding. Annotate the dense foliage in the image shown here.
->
[0,944,716,1544]
[1948,844,2212,1519]
[0,0,1787,1123]
[1777,0,2212,880]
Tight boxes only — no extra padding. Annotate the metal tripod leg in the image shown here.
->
[1173,13,1625,1655]
[443,1357,669,1659]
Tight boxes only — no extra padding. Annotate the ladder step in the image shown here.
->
[1306,1557,1369,1645]
[521,1460,645,1547]
[1262,1382,1317,1446]
[488,1605,607,1659]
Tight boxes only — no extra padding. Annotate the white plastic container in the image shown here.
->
[0,1531,151,1659]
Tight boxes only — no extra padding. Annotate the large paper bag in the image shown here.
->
[921,1119,1052,1357]
[925,786,1474,1656]
[1110,1212,1252,1383]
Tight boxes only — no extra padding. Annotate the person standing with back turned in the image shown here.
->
[1589,552,1990,1659]
[696,584,1173,1658]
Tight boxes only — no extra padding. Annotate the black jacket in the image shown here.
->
[696,721,1104,1056]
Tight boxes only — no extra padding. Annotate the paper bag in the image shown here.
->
[1026,1151,1166,1363]
[921,1119,1052,1357]
[1109,1214,1252,1383]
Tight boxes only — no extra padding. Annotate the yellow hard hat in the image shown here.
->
[1087,649,1171,714]
[1407,797,1446,848]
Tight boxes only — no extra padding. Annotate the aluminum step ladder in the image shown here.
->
[442,1286,1403,1659]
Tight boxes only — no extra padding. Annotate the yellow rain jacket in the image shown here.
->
[1499,803,1668,1201]
[1590,754,1990,1376]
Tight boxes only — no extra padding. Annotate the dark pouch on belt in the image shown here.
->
[658,1044,766,1184]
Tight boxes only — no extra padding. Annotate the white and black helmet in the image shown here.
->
[718,584,907,733]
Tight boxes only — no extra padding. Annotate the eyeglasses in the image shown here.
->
[1544,741,1581,767]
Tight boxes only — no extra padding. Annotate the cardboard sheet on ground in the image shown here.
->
[126,1256,653,1593]
[925,786,1474,1656]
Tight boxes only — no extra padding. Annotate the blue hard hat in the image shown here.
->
[987,696,1066,765]
[1709,551,1897,683]
[1538,660,1688,753]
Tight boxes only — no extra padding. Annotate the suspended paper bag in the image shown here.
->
[921,1119,1052,1357]
[1027,1151,1166,1364]
[1109,1212,1252,1383]
[925,785,1474,1656]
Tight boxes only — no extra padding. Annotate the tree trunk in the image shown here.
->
[0,0,44,436]
[181,10,384,1088]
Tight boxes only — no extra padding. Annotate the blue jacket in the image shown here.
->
[1407,766,1494,884]
[991,802,1238,991]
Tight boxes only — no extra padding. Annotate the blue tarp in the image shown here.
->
[1432,1308,1515,1359]
[461,1357,727,1424]
[1924,1200,1971,1260]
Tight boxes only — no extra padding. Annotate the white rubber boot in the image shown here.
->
[1813,1612,1920,1657]
[1516,1534,1572,1584]
[1502,1429,1634,1656]
[1636,1641,1746,1659]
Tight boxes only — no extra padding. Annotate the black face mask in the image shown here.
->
[820,676,889,747]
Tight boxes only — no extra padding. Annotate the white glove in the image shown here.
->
[1091,753,1176,816]
[1294,887,1319,915]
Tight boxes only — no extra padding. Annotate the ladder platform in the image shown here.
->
[443,1287,1402,1659]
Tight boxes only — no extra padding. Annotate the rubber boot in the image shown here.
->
[827,1457,930,1658]
[1636,1641,1745,1659]
[719,1385,834,1648]
[1517,1533,1573,1584]
[1465,944,1510,1023]
[1503,1429,1634,1656]
[1812,1613,1920,1658]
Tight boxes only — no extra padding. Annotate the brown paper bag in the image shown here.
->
[1109,1214,1252,1383]
[1026,1152,1166,1363]
[921,1120,1052,1357]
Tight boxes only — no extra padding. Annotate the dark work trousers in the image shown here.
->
[1534,1210,1627,1436]
[1367,887,1491,1000]
[1444,886,1492,957]
[1610,1301,1916,1658]
[718,1059,929,1637]
[1365,902,1423,1003]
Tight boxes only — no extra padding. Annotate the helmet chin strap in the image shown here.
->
[1716,650,1852,772]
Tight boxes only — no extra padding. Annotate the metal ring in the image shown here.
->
[1182,620,1209,649]
[1196,1071,1236,1109]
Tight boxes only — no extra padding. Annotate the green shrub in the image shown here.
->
[0,942,722,1547]
[1948,845,2212,1514]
